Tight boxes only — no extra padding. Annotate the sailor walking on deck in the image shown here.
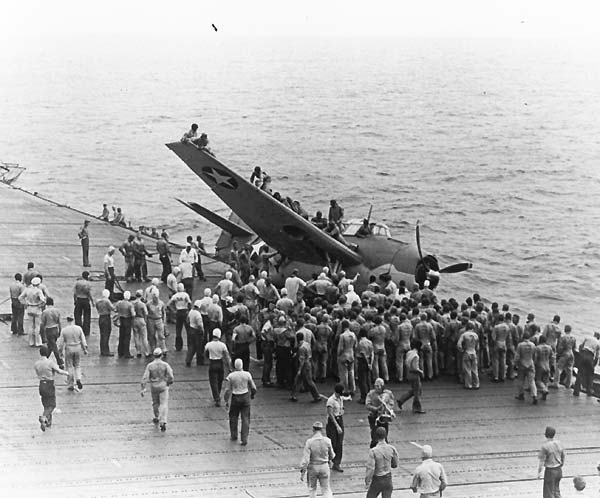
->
[410,444,448,498]
[300,421,335,498]
[57,316,88,392]
[141,347,174,432]
[365,426,399,498]
[222,358,257,446]
[34,345,68,431]
[40,297,63,368]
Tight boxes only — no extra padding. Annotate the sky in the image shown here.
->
[1,0,599,39]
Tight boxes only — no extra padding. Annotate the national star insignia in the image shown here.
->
[202,167,238,190]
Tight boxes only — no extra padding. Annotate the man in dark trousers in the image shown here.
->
[116,291,135,358]
[537,426,565,498]
[73,271,94,337]
[156,232,172,284]
[78,220,91,267]
[326,383,347,472]
[204,328,231,406]
[223,358,257,446]
[34,345,68,431]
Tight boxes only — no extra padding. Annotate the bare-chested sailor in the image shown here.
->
[551,325,576,389]
[369,316,389,382]
[515,333,538,404]
[395,313,413,382]
[413,313,435,380]
[314,315,333,383]
[535,335,555,401]
[457,322,479,389]
[491,313,511,382]
[337,320,357,395]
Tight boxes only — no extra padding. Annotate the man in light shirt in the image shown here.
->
[204,328,231,406]
[410,444,447,497]
[141,347,174,432]
[222,358,257,446]
[186,300,205,367]
[573,331,600,397]
[103,246,116,298]
[19,276,46,346]
[284,269,306,303]
[57,316,88,392]
[300,421,335,498]
[167,283,192,352]
[96,289,115,356]
[132,290,151,358]
[537,426,565,498]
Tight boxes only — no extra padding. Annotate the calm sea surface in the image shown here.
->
[1,35,600,336]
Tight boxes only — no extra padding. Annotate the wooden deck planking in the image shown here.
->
[1,181,599,498]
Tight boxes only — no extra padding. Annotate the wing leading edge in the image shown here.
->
[166,142,362,267]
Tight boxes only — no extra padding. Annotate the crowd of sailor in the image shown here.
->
[11,251,600,404]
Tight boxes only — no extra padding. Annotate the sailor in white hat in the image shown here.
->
[115,290,135,358]
[96,289,115,356]
[185,300,205,367]
[204,328,231,406]
[18,276,47,346]
[410,442,448,497]
[140,347,174,432]
[166,283,192,351]
[222,358,257,446]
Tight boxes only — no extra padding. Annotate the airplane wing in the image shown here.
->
[175,198,253,238]
[166,142,362,267]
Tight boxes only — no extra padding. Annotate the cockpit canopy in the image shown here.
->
[342,218,391,238]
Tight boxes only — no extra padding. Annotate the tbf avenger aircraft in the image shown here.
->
[167,141,472,291]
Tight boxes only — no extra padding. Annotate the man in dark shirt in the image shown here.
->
[78,220,91,267]
[156,232,171,284]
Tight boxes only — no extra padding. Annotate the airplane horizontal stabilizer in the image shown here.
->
[175,198,253,238]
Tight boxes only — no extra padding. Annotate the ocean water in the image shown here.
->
[1,35,600,336]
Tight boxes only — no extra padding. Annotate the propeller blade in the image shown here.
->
[440,262,473,274]
[416,221,424,262]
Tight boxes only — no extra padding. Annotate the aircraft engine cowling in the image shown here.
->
[415,254,440,289]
